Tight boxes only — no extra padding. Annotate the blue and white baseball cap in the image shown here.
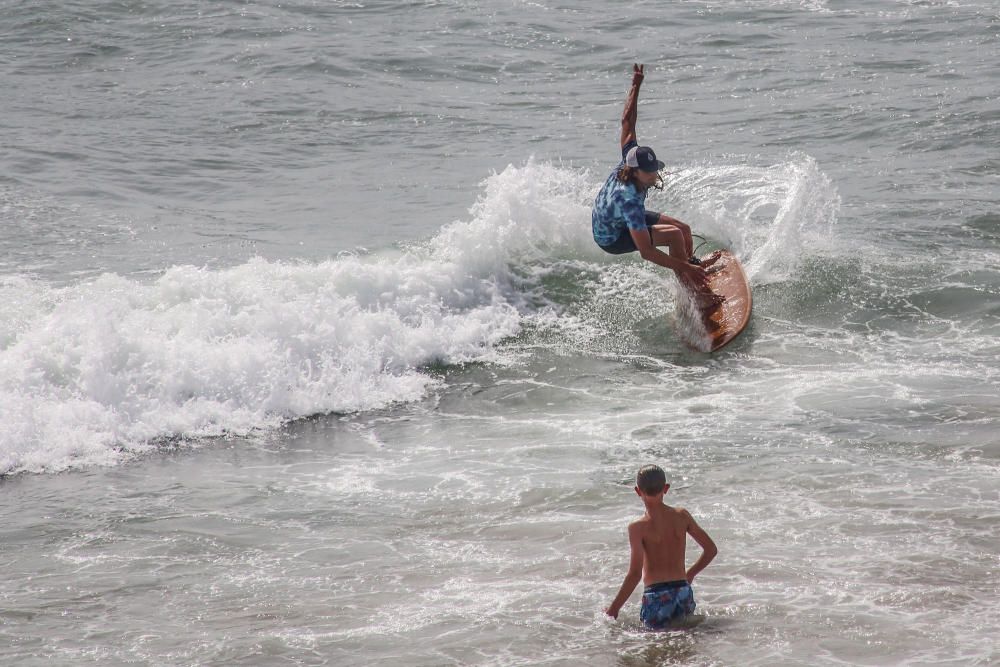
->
[625,145,665,173]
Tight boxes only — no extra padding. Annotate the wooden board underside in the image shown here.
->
[704,250,752,351]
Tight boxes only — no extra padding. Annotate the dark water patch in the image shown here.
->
[853,58,930,73]
[722,8,803,26]
[699,32,780,49]
[752,255,867,327]
[902,284,998,320]
[261,57,357,79]
[963,213,1000,241]
[954,160,1000,178]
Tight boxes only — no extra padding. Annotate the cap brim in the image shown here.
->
[639,161,665,173]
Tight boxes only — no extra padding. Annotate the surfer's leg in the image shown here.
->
[649,224,720,302]
[649,213,695,258]
[648,224,689,263]
[651,214,727,269]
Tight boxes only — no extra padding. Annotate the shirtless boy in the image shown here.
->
[605,464,718,629]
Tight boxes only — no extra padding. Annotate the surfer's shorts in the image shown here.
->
[640,580,696,629]
[597,211,661,255]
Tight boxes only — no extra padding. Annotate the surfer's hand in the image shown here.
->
[677,262,709,286]
[605,606,619,620]
[631,63,644,86]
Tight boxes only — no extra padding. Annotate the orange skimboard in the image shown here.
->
[703,250,752,351]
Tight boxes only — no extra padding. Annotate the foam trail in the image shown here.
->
[662,152,839,283]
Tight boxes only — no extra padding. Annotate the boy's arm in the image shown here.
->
[619,63,644,149]
[605,521,644,619]
[684,510,718,583]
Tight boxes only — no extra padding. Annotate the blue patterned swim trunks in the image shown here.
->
[640,580,696,629]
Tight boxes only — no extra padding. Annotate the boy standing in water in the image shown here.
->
[605,464,718,629]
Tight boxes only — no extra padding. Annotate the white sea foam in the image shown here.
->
[0,249,524,474]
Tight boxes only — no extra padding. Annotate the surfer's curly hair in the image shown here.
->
[617,165,663,190]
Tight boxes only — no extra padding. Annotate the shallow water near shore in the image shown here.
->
[2,0,998,665]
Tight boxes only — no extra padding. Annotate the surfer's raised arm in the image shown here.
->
[620,63,644,149]
[592,64,724,318]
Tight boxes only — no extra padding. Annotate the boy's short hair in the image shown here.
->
[636,464,667,495]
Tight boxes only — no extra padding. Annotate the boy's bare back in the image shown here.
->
[631,503,695,585]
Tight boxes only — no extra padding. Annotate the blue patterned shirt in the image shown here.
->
[592,140,647,247]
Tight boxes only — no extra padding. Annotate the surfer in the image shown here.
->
[605,464,718,629]
[592,64,723,310]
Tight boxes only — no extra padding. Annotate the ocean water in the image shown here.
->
[1,0,998,665]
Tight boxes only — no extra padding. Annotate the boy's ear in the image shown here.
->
[634,485,642,497]
[663,483,670,494]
